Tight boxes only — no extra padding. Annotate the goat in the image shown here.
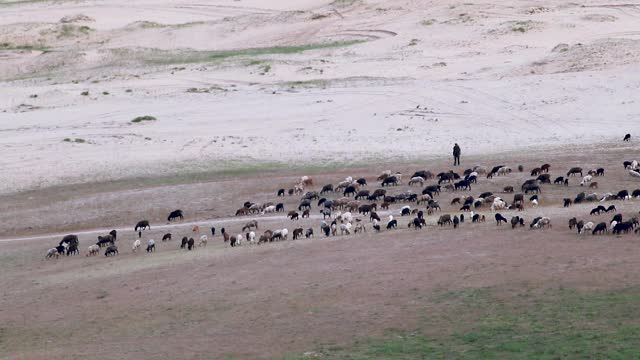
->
[146,239,155,252]
[132,239,141,252]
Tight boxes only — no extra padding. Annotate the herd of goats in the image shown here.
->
[44,160,640,259]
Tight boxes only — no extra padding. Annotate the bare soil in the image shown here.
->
[1,143,640,359]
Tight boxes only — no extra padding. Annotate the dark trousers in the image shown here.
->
[454,156,460,166]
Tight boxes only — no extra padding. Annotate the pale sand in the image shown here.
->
[1,0,639,194]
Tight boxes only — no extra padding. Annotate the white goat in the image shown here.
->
[132,239,141,252]
[340,222,352,235]
[580,175,592,186]
[262,205,276,214]
[582,221,595,234]
[408,176,425,186]
[85,244,100,256]
[610,221,618,231]
[340,212,353,223]
[199,235,208,247]
[491,197,507,211]
[497,167,511,176]
[46,248,59,259]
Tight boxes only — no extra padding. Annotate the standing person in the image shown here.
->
[453,143,461,166]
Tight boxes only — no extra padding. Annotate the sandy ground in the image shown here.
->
[1,0,640,193]
[2,0,640,358]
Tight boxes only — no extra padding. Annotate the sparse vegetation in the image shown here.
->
[286,286,640,359]
[420,19,435,26]
[58,24,93,38]
[131,115,157,123]
[134,20,206,29]
[285,79,330,89]
[141,41,363,66]
[508,20,536,33]
[80,91,89,96]
[0,42,48,52]
[63,138,86,143]
[311,13,329,20]
[260,64,272,74]
[331,0,358,7]
[408,39,419,46]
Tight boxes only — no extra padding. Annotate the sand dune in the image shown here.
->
[1,0,639,193]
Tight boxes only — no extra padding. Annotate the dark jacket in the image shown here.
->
[453,145,461,156]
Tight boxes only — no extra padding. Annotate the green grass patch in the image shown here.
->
[286,286,640,359]
[141,41,362,66]
[131,115,156,123]
[420,19,436,26]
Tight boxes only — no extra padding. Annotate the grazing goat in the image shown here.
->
[167,210,183,222]
[491,198,507,212]
[305,228,314,238]
[86,244,100,257]
[497,167,512,176]
[581,221,594,234]
[135,220,150,232]
[247,231,256,243]
[531,217,551,229]
[567,167,583,177]
[511,216,524,229]
[242,220,258,231]
[592,222,607,235]
[105,245,118,256]
[46,248,59,259]
[408,177,425,186]
[580,175,593,186]
[146,239,155,252]
[198,235,208,247]
[132,239,141,252]
[437,214,452,226]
